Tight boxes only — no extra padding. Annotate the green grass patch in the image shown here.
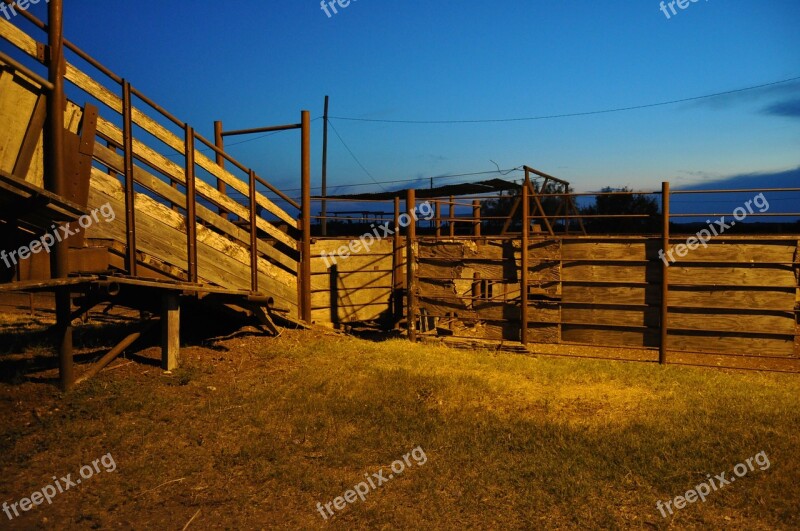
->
[0,332,797,529]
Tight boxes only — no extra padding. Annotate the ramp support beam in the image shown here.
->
[161,292,180,371]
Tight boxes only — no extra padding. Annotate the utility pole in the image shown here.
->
[321,95,329,236]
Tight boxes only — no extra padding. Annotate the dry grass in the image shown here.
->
[0,327,798,529]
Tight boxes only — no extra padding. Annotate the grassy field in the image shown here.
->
[1,325,798,529]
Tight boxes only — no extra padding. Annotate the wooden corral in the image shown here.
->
[1,3,798,387]
[410,235,800,371]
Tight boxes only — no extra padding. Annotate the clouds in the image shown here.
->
[688,80,794,106]
[678,166,800,191]
[687,78,800,120]
[763,97,800,119]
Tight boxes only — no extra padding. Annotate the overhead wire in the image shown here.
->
[329,76,800,124]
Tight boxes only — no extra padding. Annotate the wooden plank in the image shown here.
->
[13,92,47,179]
[526,323,560,344]
[668,311,795,335]
[417,240,508,260]
[105,244,187,282]
[562,263,659,283]
[667,242,796,263]
[0,276,97,293]
[562,240,655,261]
[85,168,300,311]
[561,326,658,348]
[562,285,659,305]
[530,342,658,363]
[94,116,298,251]
[0,68,38,173]
[418,299,512,321]
[668,287,795,310]
[312,238,396,255]
[0,17,39,57]
[669,265,795,287]
[475,321,519,341]
[92,141,297,273]
[60,65,296,227]
[310,253,394,274]
[161,292,180,371]
[666,350,800,372]
[24,101,82,188]
[667,333,795,357]
[562,307,659,328]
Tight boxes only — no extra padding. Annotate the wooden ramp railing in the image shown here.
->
[0,13,313,319]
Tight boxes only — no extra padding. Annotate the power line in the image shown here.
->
[327,119,388,191]
[266,166,525,195]
[330,75,800,125]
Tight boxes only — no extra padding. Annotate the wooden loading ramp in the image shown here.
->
[0,10,317,390]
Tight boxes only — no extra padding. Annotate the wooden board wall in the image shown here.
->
[84,168,302,314]
[414,236,799,364]
[0,63,82,187]
[558,238,798,357]
[310,239,399,324]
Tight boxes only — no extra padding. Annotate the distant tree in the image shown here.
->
[580,187,660,233]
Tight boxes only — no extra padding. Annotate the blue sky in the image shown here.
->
[5,1,800,197]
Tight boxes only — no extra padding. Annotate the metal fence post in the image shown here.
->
[407,189,417,342]
[660,181,670,364]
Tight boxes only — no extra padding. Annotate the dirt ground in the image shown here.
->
[1,296,798,530]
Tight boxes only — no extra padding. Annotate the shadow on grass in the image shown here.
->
[0,299,273,386]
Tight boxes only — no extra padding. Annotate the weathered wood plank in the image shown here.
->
[562,326,658,348]
[562,263,659,283]
[61,65,297,227]
[666,242,796,263]
[92,141,297,273]
[666,350,800,372]
[562,285,659,305]
[161,292,180,371]
[668,311,795,335]
[668,287,795,310]
[667,333,795,357]
[94,116,298,251]
[0,68,37,174]
[85,168,300,311]
[418,240,509,260]
[0,17,39,57]
[562,307,659,327]
[669,265,795,287]
[562,240,655,261]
